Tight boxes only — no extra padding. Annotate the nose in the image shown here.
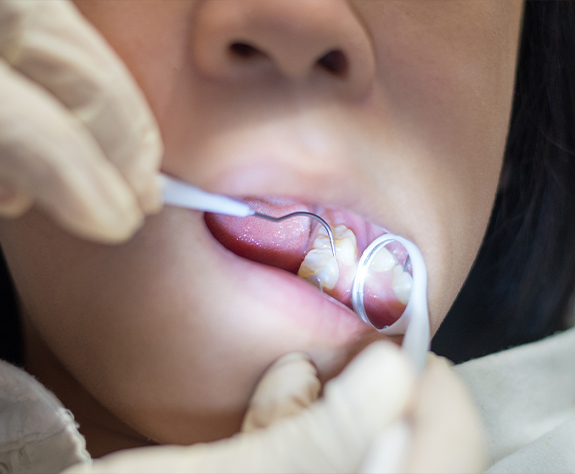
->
[191,0,375,97]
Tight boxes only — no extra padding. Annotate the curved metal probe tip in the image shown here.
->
[403,255,411,272]
[254,211,336,258]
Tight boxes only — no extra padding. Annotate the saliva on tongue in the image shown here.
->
[205,199,410,331]
[204,197,312,274]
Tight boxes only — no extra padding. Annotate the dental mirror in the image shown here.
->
[352,234,430,373]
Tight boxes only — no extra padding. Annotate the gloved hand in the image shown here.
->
[0,0,163,242]
[64,342,487,473]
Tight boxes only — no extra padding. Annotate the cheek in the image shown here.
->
[72,0,197,133]
[0,212,252,443]
[353,1,522,330]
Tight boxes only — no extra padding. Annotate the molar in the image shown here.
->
[392,265,413,305]
[370,247,397,273]
[333,225,357,266]
[297,223,358,291]
[297,249,339,290]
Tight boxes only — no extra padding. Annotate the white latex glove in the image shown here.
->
[64,341,486,473]
[362,352,488,474]
[0,0,163,242]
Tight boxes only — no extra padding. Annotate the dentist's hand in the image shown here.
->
[0,0,162,242]
[65,342,486,473]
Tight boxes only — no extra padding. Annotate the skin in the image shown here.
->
[0,0,523,458]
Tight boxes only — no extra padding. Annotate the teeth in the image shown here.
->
[297,248,339,290]
[370,247,397,273]
[333,225,357,266]
[370,247,413,305]
[298,220,414,306]
[392,265,413,305]
[297,223,358,291]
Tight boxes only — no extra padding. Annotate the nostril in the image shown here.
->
[317,50,348,76]
[229,42,264,58]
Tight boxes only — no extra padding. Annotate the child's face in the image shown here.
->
[0,0,523,449]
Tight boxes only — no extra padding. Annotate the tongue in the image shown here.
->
[204,198,312,273]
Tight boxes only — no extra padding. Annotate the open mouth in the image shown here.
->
[204,197,412,329]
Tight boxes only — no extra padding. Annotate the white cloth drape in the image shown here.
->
[456,326,575,473]
[0,359,88,473]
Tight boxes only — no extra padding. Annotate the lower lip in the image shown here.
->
[199,217,377,343]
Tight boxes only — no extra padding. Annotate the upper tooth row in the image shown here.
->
[392,265,413,305]
[297,248,339,290]
[297,224,413,306]
[297,224,357,290]
[370,247,413,305]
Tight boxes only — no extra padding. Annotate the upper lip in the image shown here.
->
[162,155,386,234]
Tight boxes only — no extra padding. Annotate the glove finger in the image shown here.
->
[0,60,143,242]
[360,420,411,474]
[242,352,321,433]
[0,0,163,213]
[238,341,416,473]
[403,354,487,474]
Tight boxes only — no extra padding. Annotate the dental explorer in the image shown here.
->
[159,173,336,257]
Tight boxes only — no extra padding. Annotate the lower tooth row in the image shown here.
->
[297,225,413,305]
